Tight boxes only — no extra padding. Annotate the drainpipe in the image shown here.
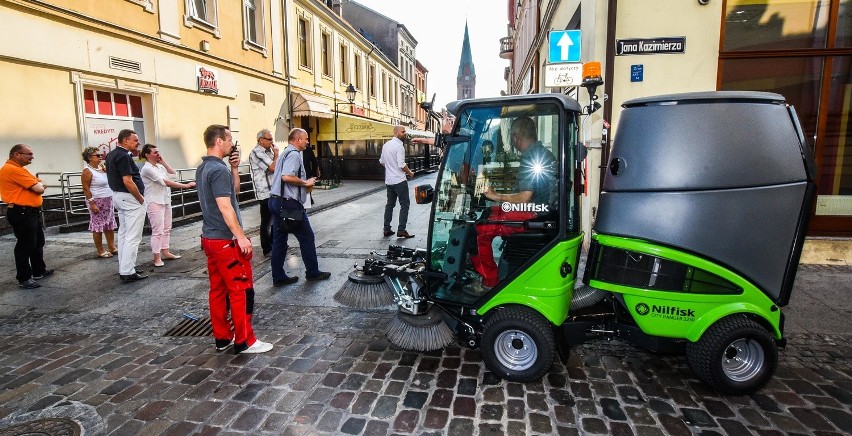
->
[283,0,294,130]
[602,0,617,191]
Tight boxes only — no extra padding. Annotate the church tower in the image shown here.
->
[457,22,476,100]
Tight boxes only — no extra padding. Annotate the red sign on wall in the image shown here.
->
[197,66,219,94]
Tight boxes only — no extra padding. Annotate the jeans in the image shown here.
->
[6,206,46,282]
[383,180,410,232]
[258,198,272,254]
[269,196,320,281]
[113,191,146,275]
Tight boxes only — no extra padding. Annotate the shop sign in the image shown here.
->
[616,37,685,56]
[352,106,365,116]
[84,117,145,155]
[196,65,219,94]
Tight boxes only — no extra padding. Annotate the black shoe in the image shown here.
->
[306,271,331,281]
[263,250,271,257]
[32,269,54,280]
[120,272,148,283]
[273,276,299,286]
[383,230,394,237]
[397,230,415,239]
[215,338,234,352]
[135,268,145,274]
[18,279,41,289]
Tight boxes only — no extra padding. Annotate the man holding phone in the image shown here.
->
[196,124,272,354]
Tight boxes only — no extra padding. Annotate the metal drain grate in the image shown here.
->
[0,418,81,436]
[164,317,213,337]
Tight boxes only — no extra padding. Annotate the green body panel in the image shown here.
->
[476,233,584,325]
[590,235,783,340]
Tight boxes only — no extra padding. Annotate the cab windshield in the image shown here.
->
[428,102,575,304]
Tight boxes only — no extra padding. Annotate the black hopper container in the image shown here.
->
[594,91,816,306]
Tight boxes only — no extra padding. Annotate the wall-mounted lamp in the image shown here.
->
[697,0,710,5]
[200,40,211,52]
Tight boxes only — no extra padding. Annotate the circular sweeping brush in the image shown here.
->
[333,269,395,309]
[387,305,455,351]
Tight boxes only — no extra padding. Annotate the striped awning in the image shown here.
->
[291,92,333,119]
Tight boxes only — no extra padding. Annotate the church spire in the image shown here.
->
[457,21,476,100]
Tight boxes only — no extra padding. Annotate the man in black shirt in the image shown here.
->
[105,129,147,283]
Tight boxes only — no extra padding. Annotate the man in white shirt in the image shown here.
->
[248,129,278,256]
[379,125,415,238]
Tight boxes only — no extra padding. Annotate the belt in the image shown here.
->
[270,194,282,198]
[7,204,41,210]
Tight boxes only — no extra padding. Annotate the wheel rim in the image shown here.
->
[493,330,538,371]
[721,338,765,382]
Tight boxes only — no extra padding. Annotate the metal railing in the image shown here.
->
[29,164,254,227]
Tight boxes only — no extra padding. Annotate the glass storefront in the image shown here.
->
[720,0,852,234]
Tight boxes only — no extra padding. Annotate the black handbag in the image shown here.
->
[279,206,303,233]
[276,148,305,233]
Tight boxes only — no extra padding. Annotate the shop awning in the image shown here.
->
[291,92,333,119]
[317,113,395,141]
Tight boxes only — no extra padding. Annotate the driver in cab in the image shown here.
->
[472,117,557,288]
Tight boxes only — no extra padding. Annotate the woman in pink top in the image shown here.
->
[140,144,195,267]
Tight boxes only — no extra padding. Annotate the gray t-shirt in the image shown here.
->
[196,156,242,239]
[270,145,307,204]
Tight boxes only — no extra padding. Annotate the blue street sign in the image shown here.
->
[631,64,644,82]
[549,30,581,63]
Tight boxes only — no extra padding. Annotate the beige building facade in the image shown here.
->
[503,0,851,237]
[0,0,292,181]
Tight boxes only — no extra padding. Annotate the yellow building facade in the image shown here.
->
[0,0,289,179]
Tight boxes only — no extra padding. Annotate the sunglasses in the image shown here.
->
[262,137,273,141]
[16,152,34,156]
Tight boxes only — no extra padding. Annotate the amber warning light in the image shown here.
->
[582,62,603,87]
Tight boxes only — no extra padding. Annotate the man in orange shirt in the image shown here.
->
[0,144,54,289]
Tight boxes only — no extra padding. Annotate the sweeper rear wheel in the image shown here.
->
[481,305,556,382]
[685,314,778,395]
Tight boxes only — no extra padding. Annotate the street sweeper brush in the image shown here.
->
[387,305,455,351]
[333,269,395,309]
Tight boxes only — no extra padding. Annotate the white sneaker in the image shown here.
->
[240,339,273,354]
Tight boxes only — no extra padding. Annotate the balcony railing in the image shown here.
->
[499,36,514,59]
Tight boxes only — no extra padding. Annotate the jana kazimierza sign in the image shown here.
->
[616,37,685,56]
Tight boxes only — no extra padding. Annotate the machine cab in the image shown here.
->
[422,95,583,306]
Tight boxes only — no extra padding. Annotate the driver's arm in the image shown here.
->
[485,188,532,204]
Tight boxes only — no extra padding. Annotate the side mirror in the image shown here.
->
[415,184,434,204]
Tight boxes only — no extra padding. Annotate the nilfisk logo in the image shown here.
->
[635,303,695,321]
[501,202,550,213]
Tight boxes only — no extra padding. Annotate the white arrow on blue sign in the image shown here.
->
[548,30,581,63]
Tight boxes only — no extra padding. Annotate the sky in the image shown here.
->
[349,0,509,110]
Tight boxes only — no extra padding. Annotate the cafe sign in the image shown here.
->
[616,37,685,56]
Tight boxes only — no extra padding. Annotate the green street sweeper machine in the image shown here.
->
[335,90,815,395]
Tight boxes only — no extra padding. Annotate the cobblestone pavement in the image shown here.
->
[0,179,850,435]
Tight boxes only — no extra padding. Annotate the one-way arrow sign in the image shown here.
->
[549,30,581,63]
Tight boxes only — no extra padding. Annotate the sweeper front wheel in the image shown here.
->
[481,305,556,383]
[685,314,778,395]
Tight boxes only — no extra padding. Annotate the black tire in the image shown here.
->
[685,314,778,395]
[481,305,556,382]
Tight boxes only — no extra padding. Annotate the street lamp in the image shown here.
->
[333,83,357,183]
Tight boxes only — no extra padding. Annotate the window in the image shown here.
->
[186,0,218,28]
[321,32,332,77]
[369,64,376,97]
[340,43,348,84]
[382,71,387,102]
[719,0,852,233]
[298,18,310,69]
[354,54,362,89]
[84,90,144,118]
[243,0,265,47]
